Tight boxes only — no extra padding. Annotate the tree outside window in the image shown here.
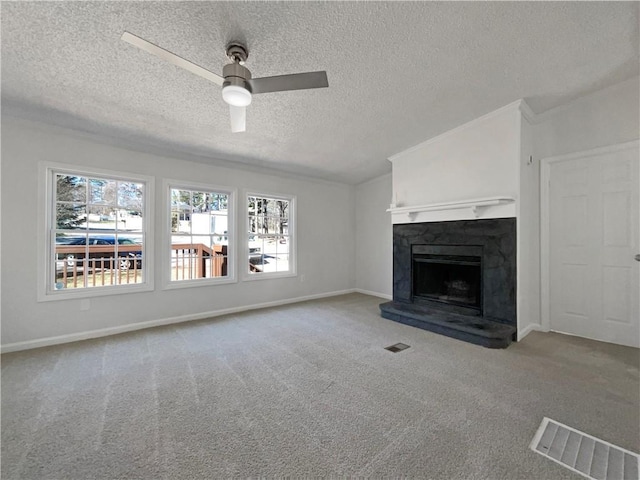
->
[247,194,293,276]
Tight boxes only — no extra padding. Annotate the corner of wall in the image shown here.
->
[354,174,393,298]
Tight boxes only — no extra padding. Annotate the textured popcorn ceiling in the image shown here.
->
[2,2,638,184]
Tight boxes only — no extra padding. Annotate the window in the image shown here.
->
[169,184,234,284]
[247,194,294,277]
[46,166,151,297]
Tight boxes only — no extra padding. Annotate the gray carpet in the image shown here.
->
[2,293,638,479]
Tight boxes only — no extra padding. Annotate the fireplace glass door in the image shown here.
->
[413,254,481,311]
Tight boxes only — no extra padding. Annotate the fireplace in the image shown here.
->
[380,218,517,348]
[412,245,482,313]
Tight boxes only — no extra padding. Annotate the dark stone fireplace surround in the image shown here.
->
[380,218,517,348]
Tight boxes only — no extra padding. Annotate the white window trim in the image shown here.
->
[37,161,154,302]
[242,190,297,281]
[162,179,237,290]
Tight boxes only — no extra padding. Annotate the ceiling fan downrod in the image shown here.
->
[225,43,248,64]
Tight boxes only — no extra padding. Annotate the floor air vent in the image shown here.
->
[530,417,639,480]
[385,343,410,353]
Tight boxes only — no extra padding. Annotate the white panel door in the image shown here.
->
[549,145,639,347]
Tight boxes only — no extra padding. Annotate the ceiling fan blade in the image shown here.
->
[229,105,246,133]
[121,31,224,87]
[248,71,328,94]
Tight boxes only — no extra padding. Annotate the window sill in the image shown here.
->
[163,276,237,290]
[38,282,154,302]
[242,271,297,282]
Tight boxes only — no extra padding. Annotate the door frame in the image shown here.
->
[540,140,640,333]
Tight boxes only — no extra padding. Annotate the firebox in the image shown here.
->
[412,244,483,314]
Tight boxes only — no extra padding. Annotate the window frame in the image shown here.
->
[243,191,296,281]
[38,162,154,302]
[163,179,237,289]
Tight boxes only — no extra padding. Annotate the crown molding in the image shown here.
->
[2,110,353,188]
[518,99,536,124]
[356,172,392,187]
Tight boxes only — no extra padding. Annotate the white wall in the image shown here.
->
[516,116,541,339]
[389,102,522,224]
[355,174,392,299]
[1,117,356,349]
[534,76,640,160]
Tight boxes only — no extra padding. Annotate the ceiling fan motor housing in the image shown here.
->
[222,62,252,92]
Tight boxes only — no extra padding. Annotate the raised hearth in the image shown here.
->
[381,218,517,348]
[379,301,515,349]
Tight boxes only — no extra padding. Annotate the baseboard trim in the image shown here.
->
[1,289,357,353]
[354,288,392,300]
[517,323,546,341]
[549,328,639,348]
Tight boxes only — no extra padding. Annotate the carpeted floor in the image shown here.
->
[2,293,638,479]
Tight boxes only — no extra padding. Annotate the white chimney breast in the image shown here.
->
[389,100,528,225]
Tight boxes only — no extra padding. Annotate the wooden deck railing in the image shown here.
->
[170,244,227,279]
[56,243,228,287]
[55,245,143,288]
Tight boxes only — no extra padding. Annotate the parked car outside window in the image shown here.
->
[55,235,142,268]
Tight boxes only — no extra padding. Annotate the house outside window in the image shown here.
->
[246,193,295,278]
[168,183,235,286]
[43,165,152,299]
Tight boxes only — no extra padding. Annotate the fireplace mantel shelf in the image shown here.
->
[386,197,515,218]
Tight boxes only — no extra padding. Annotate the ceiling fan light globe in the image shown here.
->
[222,85,252,107]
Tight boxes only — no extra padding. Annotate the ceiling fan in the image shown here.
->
[121,32,329,133]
